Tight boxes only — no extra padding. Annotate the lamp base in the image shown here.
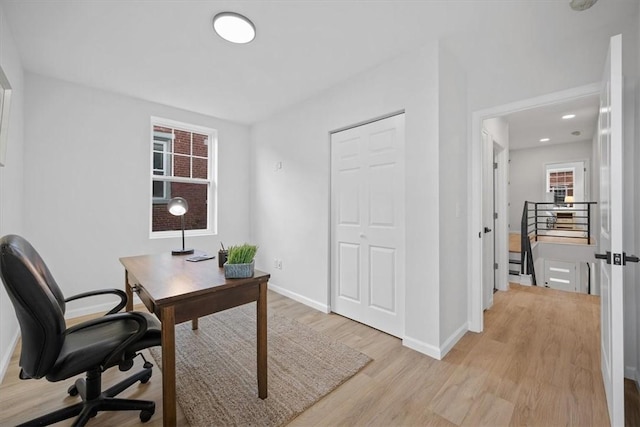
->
[171,248,194,255]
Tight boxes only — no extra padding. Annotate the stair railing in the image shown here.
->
[531,202,597,243]
[519,200,597,287]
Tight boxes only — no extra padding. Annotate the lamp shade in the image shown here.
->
[564,196,574,203]
[167,197,188,216]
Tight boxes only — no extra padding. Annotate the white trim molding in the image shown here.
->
[267,282,330,314]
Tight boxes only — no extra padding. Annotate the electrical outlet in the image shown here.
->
[277,260,283,270]
[273,259,279,269]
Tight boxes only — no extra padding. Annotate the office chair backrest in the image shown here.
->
[0,234,67,379]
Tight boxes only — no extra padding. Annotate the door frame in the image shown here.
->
[468,82,600,332]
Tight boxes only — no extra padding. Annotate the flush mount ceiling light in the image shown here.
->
[540,138,550,142]
[213,12,256,44]
[562,114,576,119]
[569,0,598,11]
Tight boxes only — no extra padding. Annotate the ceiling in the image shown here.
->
[1,0,637,126]
[506,94,600,151]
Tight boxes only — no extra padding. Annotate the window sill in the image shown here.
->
[149,229,216,240]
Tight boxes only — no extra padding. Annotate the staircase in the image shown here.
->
[508,233,522,280]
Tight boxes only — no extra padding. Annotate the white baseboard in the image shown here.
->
[267,282,330,314]
[0,329,20,383]
[402,336,443,360]
[625,365,638,382]
[403,322,468,361]
[440,322,468,357]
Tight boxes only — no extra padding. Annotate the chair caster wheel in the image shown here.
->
[140,408,155,422]
[67,384,78,396]
[140,373,152,384]
[119,359,134,371]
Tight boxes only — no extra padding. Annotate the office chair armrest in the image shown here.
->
[65,311,149,370]
[64,288,128,315]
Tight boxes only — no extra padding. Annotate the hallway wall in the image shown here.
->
[508,140,593,234]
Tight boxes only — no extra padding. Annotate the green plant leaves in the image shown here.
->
[226,244,258,264]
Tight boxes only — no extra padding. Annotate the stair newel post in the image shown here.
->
[534,203,538,242]
[521,201,527,275]
[587,203,591,244]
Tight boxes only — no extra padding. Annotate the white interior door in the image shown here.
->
[482,131,494,309]
[597,34,624,427]
[330,114,405,337]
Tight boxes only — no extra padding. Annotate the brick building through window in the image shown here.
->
[151,118,216,235]
[547,169,574,205]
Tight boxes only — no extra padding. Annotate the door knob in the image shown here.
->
[484,227,492,233]
[595,252,639,265]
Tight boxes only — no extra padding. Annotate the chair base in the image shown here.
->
[18,364,155,427]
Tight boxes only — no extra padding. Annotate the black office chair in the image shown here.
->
[0,234,162,426]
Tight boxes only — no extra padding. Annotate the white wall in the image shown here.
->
[22,72,252,313]
[438,46,469,350]
[251,43,448,356]
[508,140,593,234]
[0,2,25,382]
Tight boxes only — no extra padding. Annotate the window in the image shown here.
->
[150,118,217,236]
[547,168,574,206]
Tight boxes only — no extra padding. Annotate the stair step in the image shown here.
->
[509,259,522,265]
[509,270,520,275]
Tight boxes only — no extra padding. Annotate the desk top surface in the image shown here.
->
[120,252,269,305]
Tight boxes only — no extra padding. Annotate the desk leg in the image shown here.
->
[160,306,177,427]
[125,270,133,312]
[191,318,198,330]
[257,281,267,399]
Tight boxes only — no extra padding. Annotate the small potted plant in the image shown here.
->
[224,243,258,278]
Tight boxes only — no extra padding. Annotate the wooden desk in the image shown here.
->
[119,253,270,427]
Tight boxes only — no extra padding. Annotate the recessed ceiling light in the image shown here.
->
[540,138,550,142]
[562,114,576,119]
[212,12,256,44]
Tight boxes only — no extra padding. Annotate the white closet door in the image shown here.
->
[330,114,405,337]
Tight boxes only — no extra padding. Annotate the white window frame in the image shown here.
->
[546,166,575,193]
[149,117,218,239]
[152,137,172,201]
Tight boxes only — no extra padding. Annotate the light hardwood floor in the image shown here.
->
[1,284,639,426]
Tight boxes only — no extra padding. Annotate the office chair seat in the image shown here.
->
[47,312,161,382]
[0,234,162,426]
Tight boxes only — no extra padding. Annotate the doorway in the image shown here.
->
[468,83,601,333]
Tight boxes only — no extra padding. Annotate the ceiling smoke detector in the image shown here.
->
[572,131,582,136]
[569,0,598,11]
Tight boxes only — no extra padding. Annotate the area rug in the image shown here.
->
[149,303,371,426]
